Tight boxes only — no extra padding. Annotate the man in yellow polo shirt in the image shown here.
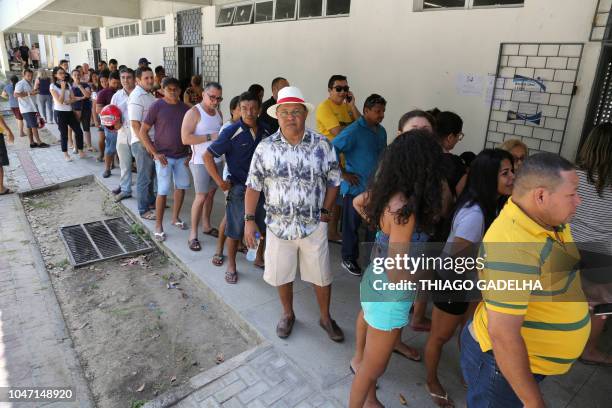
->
[316,74,361,242]
[461,152,589,408]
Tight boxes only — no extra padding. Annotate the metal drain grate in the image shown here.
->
[59,217,153,267]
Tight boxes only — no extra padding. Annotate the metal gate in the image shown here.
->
[484,42,583,155]
[87,49,94,68]
[91,28,101,49]
[202,44,220,84]
[163,46,177,78]
[176,8,202,46]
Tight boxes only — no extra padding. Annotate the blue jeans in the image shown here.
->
[132,142,156,215]
[460,321,546,408]
[104,128,118,155]
[117,141,132,195]
[341,193,375,262]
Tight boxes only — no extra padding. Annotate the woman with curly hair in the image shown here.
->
[349,130,448,408]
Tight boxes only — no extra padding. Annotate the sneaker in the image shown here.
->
[341,260,362,276]
[102,169,111,178]
[114,192,132,202]
[111,186,121,195]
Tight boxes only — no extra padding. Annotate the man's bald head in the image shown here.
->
[513,152,575,197]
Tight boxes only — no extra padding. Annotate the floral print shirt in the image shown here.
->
[246,128,341,240]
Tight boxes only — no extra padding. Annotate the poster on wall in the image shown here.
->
[484,43,583,154]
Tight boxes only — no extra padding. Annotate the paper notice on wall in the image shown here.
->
[456,72,484,96]
[484,75,496,107]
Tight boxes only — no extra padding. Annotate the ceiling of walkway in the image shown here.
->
[1,0,213,35]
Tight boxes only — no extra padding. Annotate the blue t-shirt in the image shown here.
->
[331,116,387,197]
[72,82,92,111]
[208,118,271,186]
[4,83,19,108]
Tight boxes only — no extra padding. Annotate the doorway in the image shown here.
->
[178,46,202,90]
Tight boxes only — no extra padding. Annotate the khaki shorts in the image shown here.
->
[264,223,333,287]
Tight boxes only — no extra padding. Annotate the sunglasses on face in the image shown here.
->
[333,86,350,93]
[207,94,223,102]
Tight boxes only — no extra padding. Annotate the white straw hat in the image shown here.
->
[266,86,315,119]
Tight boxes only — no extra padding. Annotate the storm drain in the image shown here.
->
[59,217,153,267]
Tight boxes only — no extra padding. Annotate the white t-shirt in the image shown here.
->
[190,103,222,165]
[50,83,73,111]
[111,88,131,145]
[14,79,37,113]
[127,85,156,145]
[447,202,485,244]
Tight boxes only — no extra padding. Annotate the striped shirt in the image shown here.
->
[473,198,590,375]
[570,170,612,255]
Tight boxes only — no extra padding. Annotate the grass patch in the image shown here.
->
[130,400,146,408]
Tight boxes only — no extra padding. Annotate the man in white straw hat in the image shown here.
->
[244,86,344,341]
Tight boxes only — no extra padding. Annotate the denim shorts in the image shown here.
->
[22,112,38,129]
[104,128,117,155]
[460,321,546,408]
[155,156,191,196]
[190,162,223,194]
[225,183,266,240]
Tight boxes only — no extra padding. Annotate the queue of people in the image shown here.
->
[1,58,611,408]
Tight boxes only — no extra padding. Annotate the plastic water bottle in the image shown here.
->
[246,232,261,262]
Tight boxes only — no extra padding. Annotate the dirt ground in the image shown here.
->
[22,183,253,408]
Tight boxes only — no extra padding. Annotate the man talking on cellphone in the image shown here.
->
[315,74,361,244]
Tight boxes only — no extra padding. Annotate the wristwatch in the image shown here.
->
[244,214,256,222]
[205,134,212,142]
[320,208,330,216]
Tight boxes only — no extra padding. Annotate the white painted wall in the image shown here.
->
[201,0,601,159]
[0,0,51,32]
[61,38,90,69]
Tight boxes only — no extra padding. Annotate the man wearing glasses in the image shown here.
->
[244,86,344,342]
[181,82,224,252]
[316,74,361,243]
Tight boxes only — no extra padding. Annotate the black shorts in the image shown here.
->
[0,134,9,166]
[433,300,469,316]
[80,107,92,132]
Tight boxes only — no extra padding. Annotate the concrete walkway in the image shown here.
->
[1,111,610,407]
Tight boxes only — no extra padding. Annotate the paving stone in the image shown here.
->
[246,400,266,408]
[259,381,292,405]
[194,379,226,402]
[237,381,271,404]
[236,365,261,386]
[198,397,222,408]
[222,397,245,408]
[214,380,248,403]
[221,371,241,386]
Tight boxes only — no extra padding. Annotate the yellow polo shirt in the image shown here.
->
[315,99,354,141]
[473,198,590,375]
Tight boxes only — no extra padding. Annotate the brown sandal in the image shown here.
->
[212,254,225,266]
[225,270,238,284]
[188,239,201,251]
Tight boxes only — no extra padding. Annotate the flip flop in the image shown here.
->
[202,227,219,238]
[154,231,166,242]
[253,262,265,270]
[141,210,156,220]
[212,254,225,266]
[328,239,342,245]
[393,348,422,362]
[0,188,13,195]
[426,386,454,408]
[173,220,187,230]
[579,357,612,367]
[237,246,248,254]
[225,270,238,284]
[188,238,201,251]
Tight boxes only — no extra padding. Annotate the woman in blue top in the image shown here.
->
[349,130,447,408]
[34,69,53,124]
[1,76,25,137]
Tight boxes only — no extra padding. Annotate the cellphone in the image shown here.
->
[346,95,352,103]
[593,303,612,315]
